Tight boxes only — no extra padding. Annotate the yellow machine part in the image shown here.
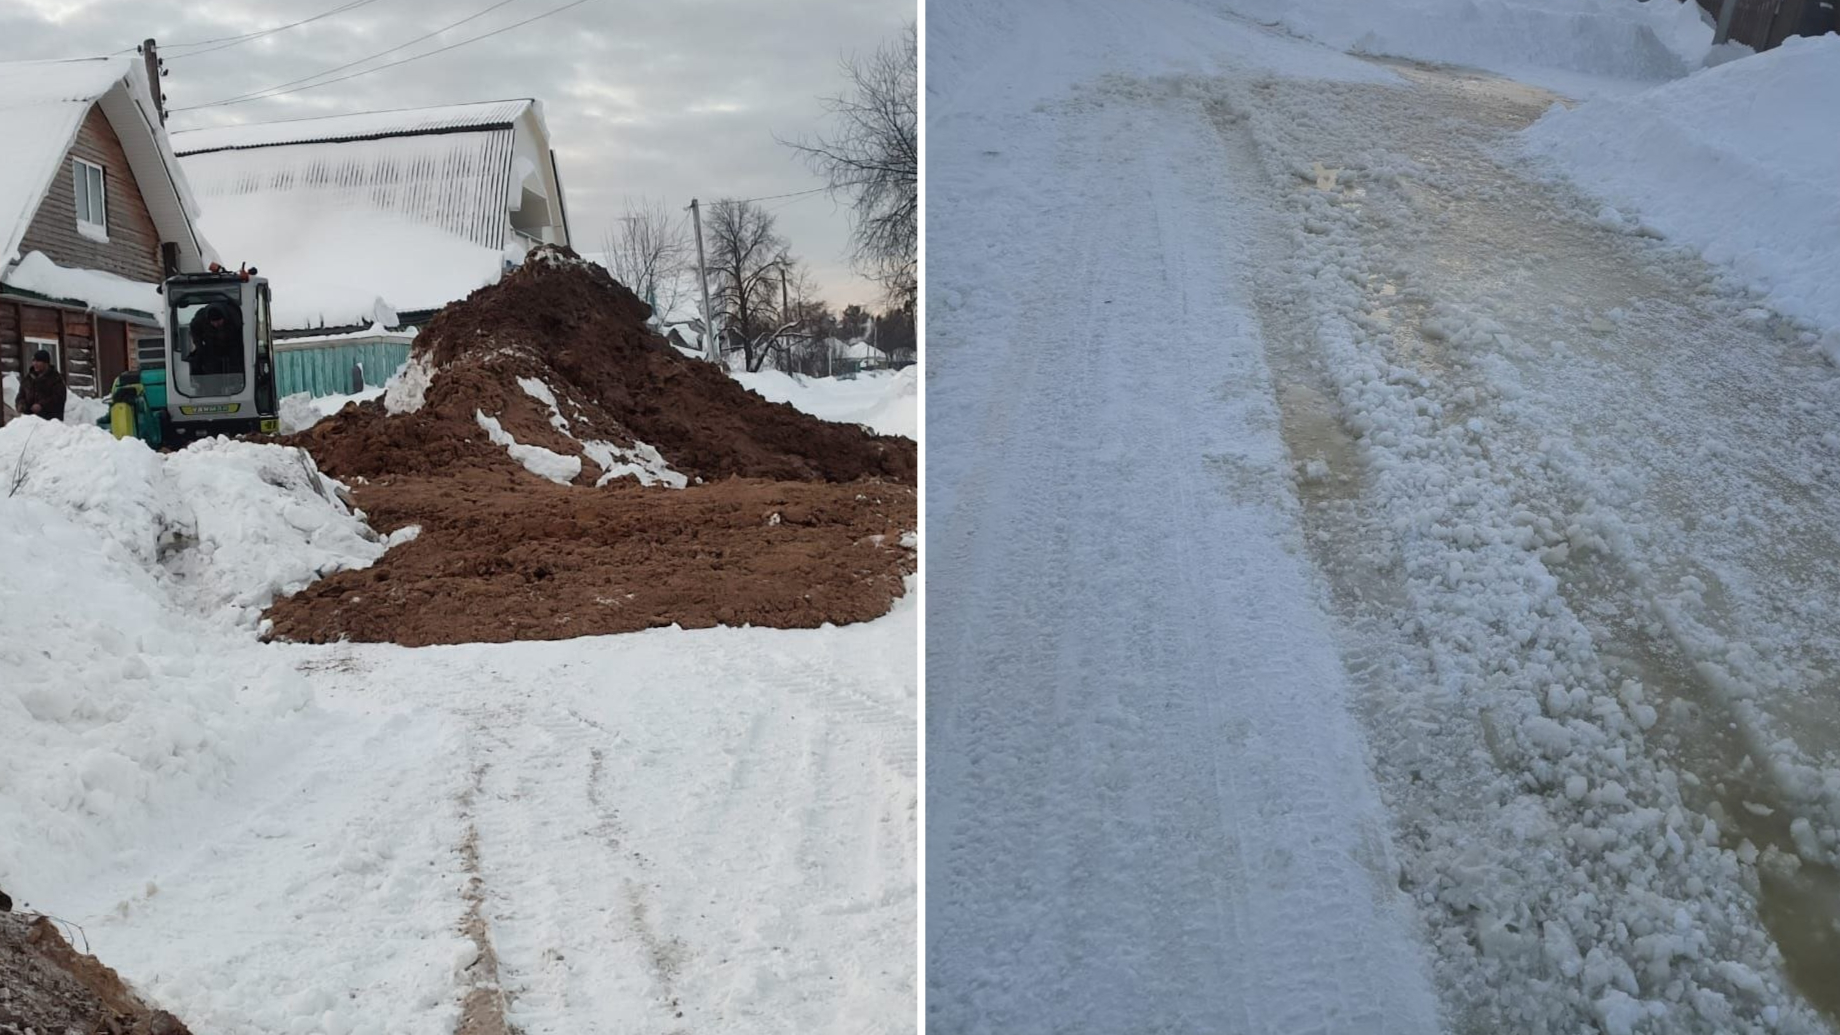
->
[109,399,138,440]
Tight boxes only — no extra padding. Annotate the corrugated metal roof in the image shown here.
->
[180,128,517,250]
[171,99,533,155]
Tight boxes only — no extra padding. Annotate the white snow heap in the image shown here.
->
[730,366,917,440]
[0,418,385,898]
[1524,34,1840,338]
[1213,0,1715,95]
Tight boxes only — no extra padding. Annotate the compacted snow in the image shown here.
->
[0,418,914,1034]
[929,1,1840,1033]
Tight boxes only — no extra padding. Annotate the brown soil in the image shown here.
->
[265,252,916,647]
[0,912,190,1035]
[266,473,914,646]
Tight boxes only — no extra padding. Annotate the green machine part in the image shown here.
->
[96,368,169,448]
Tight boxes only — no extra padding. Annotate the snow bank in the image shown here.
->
[1523,34,1840,338]
[0,419,382,898]
[731,367,918,439]
[1213,0,1715,95]
[278,385,386,434]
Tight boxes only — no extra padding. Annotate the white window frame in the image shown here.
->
[25,336,60,370]
[73,158,108,243]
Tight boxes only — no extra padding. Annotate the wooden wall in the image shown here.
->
[16,103,164,284]
[2,298,151,405]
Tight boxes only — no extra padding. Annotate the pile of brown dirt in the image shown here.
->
[268,247,916,646]
[286,249,914,486]
[266,471,914,646]
[0,912,190,1034]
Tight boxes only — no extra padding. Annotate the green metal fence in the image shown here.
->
[276,341,411,398]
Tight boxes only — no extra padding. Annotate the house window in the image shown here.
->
[25,336,60,370]
[73,158,108,242]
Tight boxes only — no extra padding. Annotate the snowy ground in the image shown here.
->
[732,367,918,440]
[928,1,1840,1033]
[0,418,914,1034]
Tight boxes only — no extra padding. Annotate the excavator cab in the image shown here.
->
[163,268,278,444]
[103,267,279,446]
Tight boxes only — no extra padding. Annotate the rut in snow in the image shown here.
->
[1212,53,1840,1032]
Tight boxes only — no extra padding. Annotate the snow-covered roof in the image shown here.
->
[0,56,214,274]
[171,99,536,155]
[169,99,569,328]
[4,250,161,319]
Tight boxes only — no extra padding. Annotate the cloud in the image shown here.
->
[1,0,911,310]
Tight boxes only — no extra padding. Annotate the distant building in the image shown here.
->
[0,55,215,407]
[171,99,572,337]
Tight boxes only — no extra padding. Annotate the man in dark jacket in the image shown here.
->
[186,303,242,376]
[16,349,66,420]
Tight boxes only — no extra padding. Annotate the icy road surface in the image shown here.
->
[928,1,1840,1033]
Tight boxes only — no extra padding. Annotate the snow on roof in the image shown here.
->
[4,250,160,318]
[180,128,520,251]
[171,99,534,155]
[0,58,134,266]
[0,56,215,276]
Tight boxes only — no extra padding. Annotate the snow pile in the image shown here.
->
[730,367,918,440]
[278,385,387,434]
[1523,34,1840,338]
[0,418,383,899]
[1213,0,1714,94]
[3,251,161,317]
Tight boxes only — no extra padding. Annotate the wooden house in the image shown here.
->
[0,54,215,413]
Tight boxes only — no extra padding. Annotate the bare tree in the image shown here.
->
[598,197,691,322]
[783,23,917,311]
[704,198,797,372]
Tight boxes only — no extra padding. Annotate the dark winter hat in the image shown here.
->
[32,349,50,363]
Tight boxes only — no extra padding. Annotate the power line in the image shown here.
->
[735,186,829,204]
[162,0,393,57]
[172,0,591,112]
[172,0,529,110]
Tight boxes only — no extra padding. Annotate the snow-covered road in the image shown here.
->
[927,1,1840,1032]
[30,607,915,1035]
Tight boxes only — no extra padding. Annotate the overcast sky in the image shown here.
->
[1,0,910,310]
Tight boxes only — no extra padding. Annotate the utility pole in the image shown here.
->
[779,265,791,374]
[687,198,718,365]
[140,39,165,124]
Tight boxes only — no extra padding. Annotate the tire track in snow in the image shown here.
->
[1216,58,1840,1033]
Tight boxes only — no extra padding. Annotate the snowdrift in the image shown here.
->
[729,367,918,440]
[1214,0,1713,93]
[0,419,382,898]
[1523,34,1840,346]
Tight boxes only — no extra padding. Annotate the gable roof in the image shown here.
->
[171,99,536,155]
[0,56,214,273]
[168,99,569,329]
